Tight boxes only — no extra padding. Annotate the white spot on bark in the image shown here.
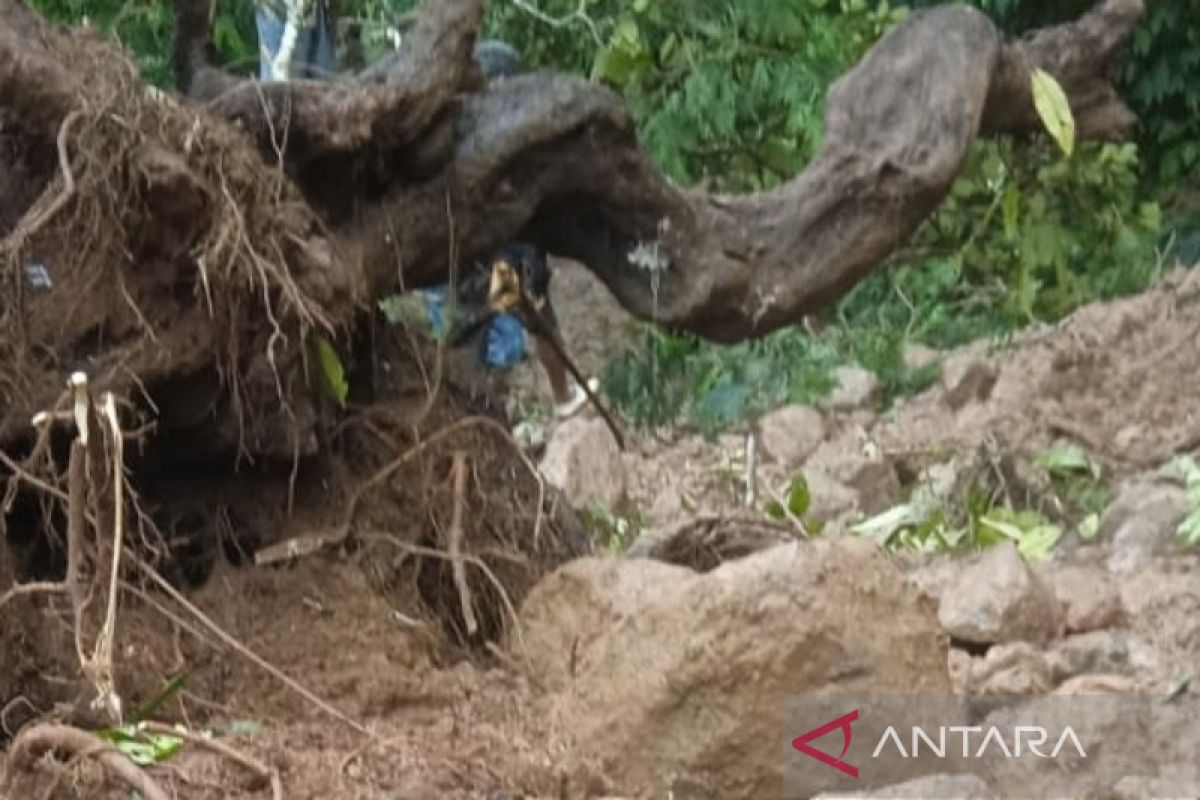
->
[627,240,670,273]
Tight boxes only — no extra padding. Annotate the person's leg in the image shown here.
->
[532,332,573,405]
[306,3,339,79]
[255,5,285,80]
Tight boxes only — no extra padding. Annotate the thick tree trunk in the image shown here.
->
[0,0,1143,452]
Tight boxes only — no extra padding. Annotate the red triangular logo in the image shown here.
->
[791,709,859,778]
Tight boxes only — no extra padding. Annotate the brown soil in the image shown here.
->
[4,267,1200,799]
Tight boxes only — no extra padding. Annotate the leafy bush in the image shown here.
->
[910,0,1200,194]
[30,0,260,86]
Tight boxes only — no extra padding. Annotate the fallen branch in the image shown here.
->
[4,723,170,800]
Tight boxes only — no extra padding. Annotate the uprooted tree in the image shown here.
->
[0,0,1144,649]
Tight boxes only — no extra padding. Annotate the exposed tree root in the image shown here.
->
[3,722,171,800]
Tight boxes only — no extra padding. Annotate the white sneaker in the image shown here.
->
[554,380,595,419]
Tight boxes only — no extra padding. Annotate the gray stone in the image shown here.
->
[1048,630,1164,685]
[820,365,882,412]
[1103,481,1191,574]
[756,404,826,466]
[937,542,1063,645]
[804,469,861,524]
[539,416,626,509]
[1046,564,1125,633]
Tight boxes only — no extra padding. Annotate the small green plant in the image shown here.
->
[1033,440,1110,522]
[1162,456,1200,548]
[851,480,1064,560]
[95,723,184,765]
[579,500,643,552]
[763,473,826,536]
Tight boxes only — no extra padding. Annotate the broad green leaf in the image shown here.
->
[1035,441,1100,480]
[1031,68,1075,157]
[977,515,1025,542]
[314,335,348,407]
[1016,524,1063,560]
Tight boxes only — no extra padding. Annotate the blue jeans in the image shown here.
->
[255,5,338,80]
[422,288,528,369]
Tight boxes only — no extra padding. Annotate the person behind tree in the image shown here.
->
[255,10,590,419]
[255,0,338,81]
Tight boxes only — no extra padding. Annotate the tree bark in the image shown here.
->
[178,0,1143,343]
[0,0,1144,451]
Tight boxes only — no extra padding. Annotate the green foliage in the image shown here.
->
[851,478,1064,559]
[916,138,1162,325]
[764,473,827,536]
[489,0,905,192]
[1162,456,1200,549]
[910,0,1200,194]
[95,723,184,765]
[579,500,643,552]
[29,0,260,86]
[1035,440,1109,520]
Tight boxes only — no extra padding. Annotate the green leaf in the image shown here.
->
[1078,512,1100,540]
[96,724,184,766]
[978,513,1062,560]
[785,474,811,517]
[314,335,348,407]
[130,673,188,723]
[1031,68,1075,157]
[1034,441,1100,480]
[1001,182,1020,239]
[1016,523,1063,560]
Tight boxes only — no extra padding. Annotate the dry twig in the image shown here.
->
[446,450,478,637]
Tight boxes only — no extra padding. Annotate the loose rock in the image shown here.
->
[518,539,950,800]
[539,416,626,509]
[1045,564,1125,633]
[756,404,826,466]
[820,365,882,412]
[937,542,1063,645]
[1102,481,1191,575]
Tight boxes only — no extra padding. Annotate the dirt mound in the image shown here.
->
[518,538,950,799]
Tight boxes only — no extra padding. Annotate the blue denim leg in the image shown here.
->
[485,313,527,368]
[255,6,338,80]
